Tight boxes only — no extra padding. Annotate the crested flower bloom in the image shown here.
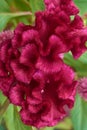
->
[0,27,77,128]
[78,78,87,101]
[0,0,87,128]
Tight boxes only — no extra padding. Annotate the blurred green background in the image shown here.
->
[0,0,87,130]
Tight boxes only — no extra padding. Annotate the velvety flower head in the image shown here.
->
[0,27,77,128]
[0,0,87,128]
[78,77,87,101]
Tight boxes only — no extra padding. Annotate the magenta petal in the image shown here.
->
[49,35,67,53]
[12,23,30,47]
[20,109,31,124]
[60,64,75,84]
[57,81,77,100]
[36,57,63,73]
[0,76,14,96]
[71,15,84,29]
[0,43,9,62]
[22,30,39,43]
[41,103,64,127]
[27,72,45,105]
[27,97,42,105]
[28,104,42,114]
[9,84,26,106]
[0,62,8,77]
[20,44,39,66]
[0,30,13,44]
[61,1,79,15]
[11,61,34,84]
[44,0,60,10]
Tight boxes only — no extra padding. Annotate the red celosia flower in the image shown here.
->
[0,28,77,128]
[0,0,87,128]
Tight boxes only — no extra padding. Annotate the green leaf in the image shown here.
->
[0,0,32,31]
[0,92,8,123]
[29,0,45,13]
[64,52,87,77]
[14,107,32,130]
[0,125,6,130]
[6,0,31,11]
[0,12,32,31]
[3,105,32,130]
[74,0,87,15]
[71,94,87,130]
[0,92,6,105]
[3,105,15,130]
[0,0,10,12]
